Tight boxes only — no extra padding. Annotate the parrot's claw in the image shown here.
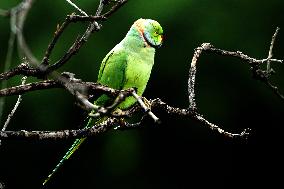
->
[112,108,123,116]
[142,97,152,109]
[114,118,126,130]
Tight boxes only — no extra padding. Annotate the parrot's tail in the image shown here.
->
[42,137,87,186]
[42,116,98,186]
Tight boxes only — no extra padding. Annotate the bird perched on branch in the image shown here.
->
[43,18,164,186]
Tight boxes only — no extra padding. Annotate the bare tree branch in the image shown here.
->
[41,14,106,67]
[0,98,250,141]
[1,27,282,142]
[0,80,59,97]
[0,0,282,143]
[0,118,117,140]
[0,0,128,112]
[0,0,128,79]
[102,0,128,18]
[188,28,283,105]
[0,77,124,98]
[149,99,250,139]
[0,62,41,81]
[45,0,126,73]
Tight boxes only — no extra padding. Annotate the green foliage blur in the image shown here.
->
[0,0,284,188]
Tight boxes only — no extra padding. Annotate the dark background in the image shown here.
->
[0,0,283,188]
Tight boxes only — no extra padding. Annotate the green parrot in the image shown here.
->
[43,18,164,186]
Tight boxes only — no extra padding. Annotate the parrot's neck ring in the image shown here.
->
[134,24,151,48]
[143,33,161,48]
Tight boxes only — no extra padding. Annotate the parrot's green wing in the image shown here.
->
[98,47,127,89]
[95,46,128,106]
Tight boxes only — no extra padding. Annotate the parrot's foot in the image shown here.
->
[142,97,161,124]
[114,118,126,130]
[112,109,126,129]
[141,97,152,110]
[112,108,124,116]
[119,118,126,127]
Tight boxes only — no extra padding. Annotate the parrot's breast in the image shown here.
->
[118,47,155,109]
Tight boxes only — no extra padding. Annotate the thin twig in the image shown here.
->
[14,0,39,65]
[66,0,88,16]
[193,113,250,139]
[205,46,283,64]
[0,10,17,123]
[267,27,280,73]
[266,81,284,100]
[41,14,105,67]
[41,20,71,66]
[0,76,27,146]
[2,77,27,130]
[67,14,106,22]
[191,40,284,102]
[96,0,105,16]
[102,0,128,18]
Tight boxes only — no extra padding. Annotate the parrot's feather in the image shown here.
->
[98,49,127,90]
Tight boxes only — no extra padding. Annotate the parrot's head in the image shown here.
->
[133,18,164,48]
